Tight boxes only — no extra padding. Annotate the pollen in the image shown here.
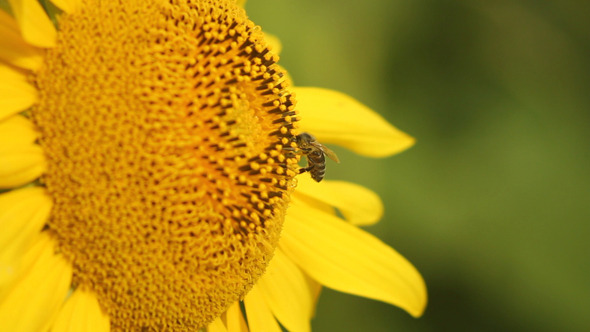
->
[31,0,299,330]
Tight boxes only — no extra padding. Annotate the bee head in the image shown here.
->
[295,132,314,147]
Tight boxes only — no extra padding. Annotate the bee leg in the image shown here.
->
[284,148,308,155]
[298,165,313,174]
[282,147,308,157]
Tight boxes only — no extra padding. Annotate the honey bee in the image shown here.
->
[294,132,340,182]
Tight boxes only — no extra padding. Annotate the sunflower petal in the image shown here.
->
[0,144,45,189]
[49,0,81,14]
[280,198,427,317]
[207,316,228,332]
[0,230,43,297]
[7,0,57,48]
[0,114,38,145]
[225,301,248,332]
[0,10,43,70]
[0,233,72,332]
[303,271,322,318]
[295,177,383,226]
[244,286,281,332]
[257,249,312,332]
[0,65,38,119]
[0,187,52,283]
[293,190,336,217]
[51,289,110,332]
[263,32,282,55]
[293,87,415,157]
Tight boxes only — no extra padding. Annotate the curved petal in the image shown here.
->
[0,187,52,283]
[280,198,427,317]
[49,0,82,14]
[225,301,248,332]
[257,249,312,332]
[243,286,281,332]
[303,271,322,318]
[0,233,72,332]
[0,10,43,70]
[0,145,45,189]
[207,316,228,332]
[292,184,336,220]
[295,177,383,226]
[293,87,415,157]
[0,65,38,119]
[263,32,282,55]
[0,114,38,144]
[51,289,110,332]
[7,0,57,48]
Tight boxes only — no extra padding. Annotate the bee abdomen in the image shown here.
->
[310,165,326,182]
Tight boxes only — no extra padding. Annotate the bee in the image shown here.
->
[294,132,340,182]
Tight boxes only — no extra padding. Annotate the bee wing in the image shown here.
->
[319,145,340,163]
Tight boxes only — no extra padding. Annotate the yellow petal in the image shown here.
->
[0,144,45,189]
[263,32,282,55]
[0,114,38,144]
[0,223,45,294]
[207,316,228,332]
[244,286,281,332]
[257,249,312,332]
[0,10,43,70]
[0,187,52,284]
[0,233,72,332]
[7,0,57,48]
[291,186,336,222]
[235,0,247,7]
[0,64,38,119]
[293,87,415,157]
[280,198,427,317]
[295,177,383,226]
[51,289,110,332]
[49,0,81,14]
[303,272,322,318]
[225,301,248,332]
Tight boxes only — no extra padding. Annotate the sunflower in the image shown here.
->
[0,0,426,331]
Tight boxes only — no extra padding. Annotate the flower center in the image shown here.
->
[32,0,299,330]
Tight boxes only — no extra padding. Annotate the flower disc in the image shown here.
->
[31,0,299,330]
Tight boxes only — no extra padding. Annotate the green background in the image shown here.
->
[247,1,590,331]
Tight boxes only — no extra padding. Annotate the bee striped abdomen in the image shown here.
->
[295,132,339,183]
[308,150,326,182]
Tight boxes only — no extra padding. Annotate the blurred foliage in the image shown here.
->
[247,0,590,331]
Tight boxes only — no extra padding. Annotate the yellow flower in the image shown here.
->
[0,0,426,331]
